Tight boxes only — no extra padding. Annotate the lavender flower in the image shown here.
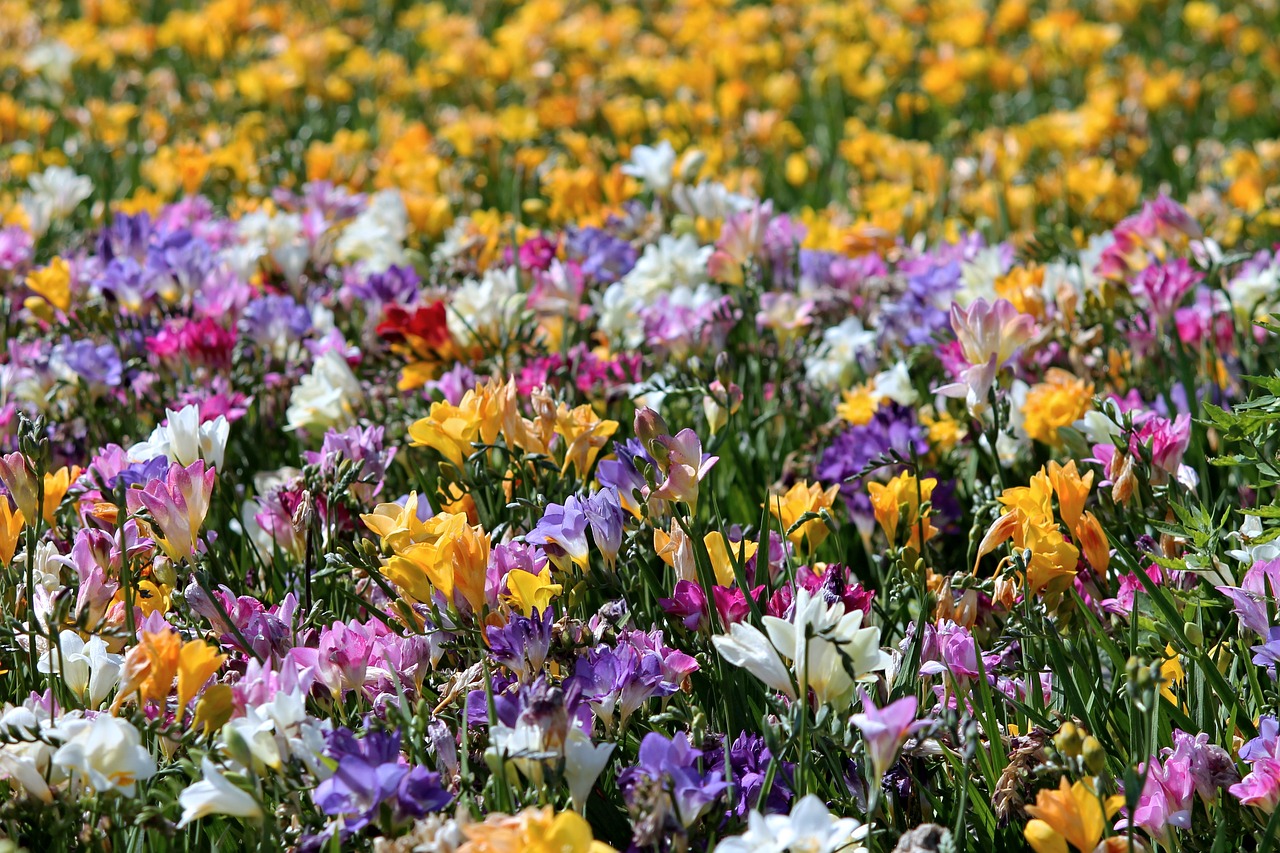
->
[565,226,638,283]
[312,728,451,838]
[240,294,313,358]
[51,338,123,387]
[583,488,625,567]
[304,425,397,503]
[527,495,591,571]
[486,608,554,681]
[620,732,728,838]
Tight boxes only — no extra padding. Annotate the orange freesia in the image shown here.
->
[0,500,23,565]
[1024,778,1112,853]
[112,629,182,713]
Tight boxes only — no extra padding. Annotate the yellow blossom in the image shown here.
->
[1024,778,1114,853]
[361,492,433,552]
[554,403,619,477]
[1023,369,1093,448]
[176,640,227,716]
[503,567,562,617]
[867,474,937,551]
[42,465,80,528]
[836,384,878,425]
[409,399,484,470]
[25,257,72,312]
[703,531,758,586]
[384,512,491,613]
[770,480,841,553]
[192,684,235,737]
[0,500,23,565]
[459,806,615,853]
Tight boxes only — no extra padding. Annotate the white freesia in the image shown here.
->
[598,234,714,347]
[622,140,677,193]
[672,180,755,221]
[21,166,93,236]
[177,757,263,826]
[129,404,230,471]
[335,189,408,272]
[52,714,156,797]
[0,702,62,803]
[713,589,891,709]
[956,246,1009,307]
[804,317,877,390]
[1226,254,1280,321]
[24,40,77,85]
[220,691,329,779]
[714,794,869,853]
[37,631,123,709]
[447,266,523,346]
[1227,515,1280,567]
[564,727,615,812]
[285,350,364,434]
[870,361,918,407]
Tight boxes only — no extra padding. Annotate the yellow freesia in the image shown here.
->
[503,567,562,617]
[770,480,841,552]
[176,639,227,715]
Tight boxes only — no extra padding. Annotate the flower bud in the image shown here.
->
[1055,722,1083,757]
[1184,622,1203,647]
[1082,735,1107,773]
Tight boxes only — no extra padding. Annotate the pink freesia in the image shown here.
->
[936,298,1036,415]
[126,460,216,562]
[851,690,923,781]
[1230,757,1280,814]
[651,427,719,511]
[1131,413,1191,475]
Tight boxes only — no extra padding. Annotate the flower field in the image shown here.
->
[3,0,1280,850]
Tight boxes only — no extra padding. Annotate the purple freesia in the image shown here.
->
[313,728,451,837]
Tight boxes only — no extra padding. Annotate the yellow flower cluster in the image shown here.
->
[977,461,1108,597]
[1,0,1277,244]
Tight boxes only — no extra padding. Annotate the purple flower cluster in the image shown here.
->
[310,728,451,842]
[815,404,929,527]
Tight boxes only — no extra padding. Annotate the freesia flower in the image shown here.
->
[177,757,264,826]
[937,298,1036,416]
[713,588,890,708]
[554,403,618,477]
[285,349,364,434]
[713,794,868,853]
[52,714,156,798]
[37,632,123,709]
[770,480,841,553]
[1230,758,1280,813]
[126,460,216,562]
[0,499,23,565]
[503,567,563,617]
[867,473,937,551]
[850,690,923,783]
[621,140,677,194]
[458,805,615,853]
[1024,778,1118,853]
[176,639,227,716]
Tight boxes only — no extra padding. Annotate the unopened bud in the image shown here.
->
[1055,722,1083,758]
[1082,735,1106,773]
[633,407,669,446]
[1184,622,1203,647]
